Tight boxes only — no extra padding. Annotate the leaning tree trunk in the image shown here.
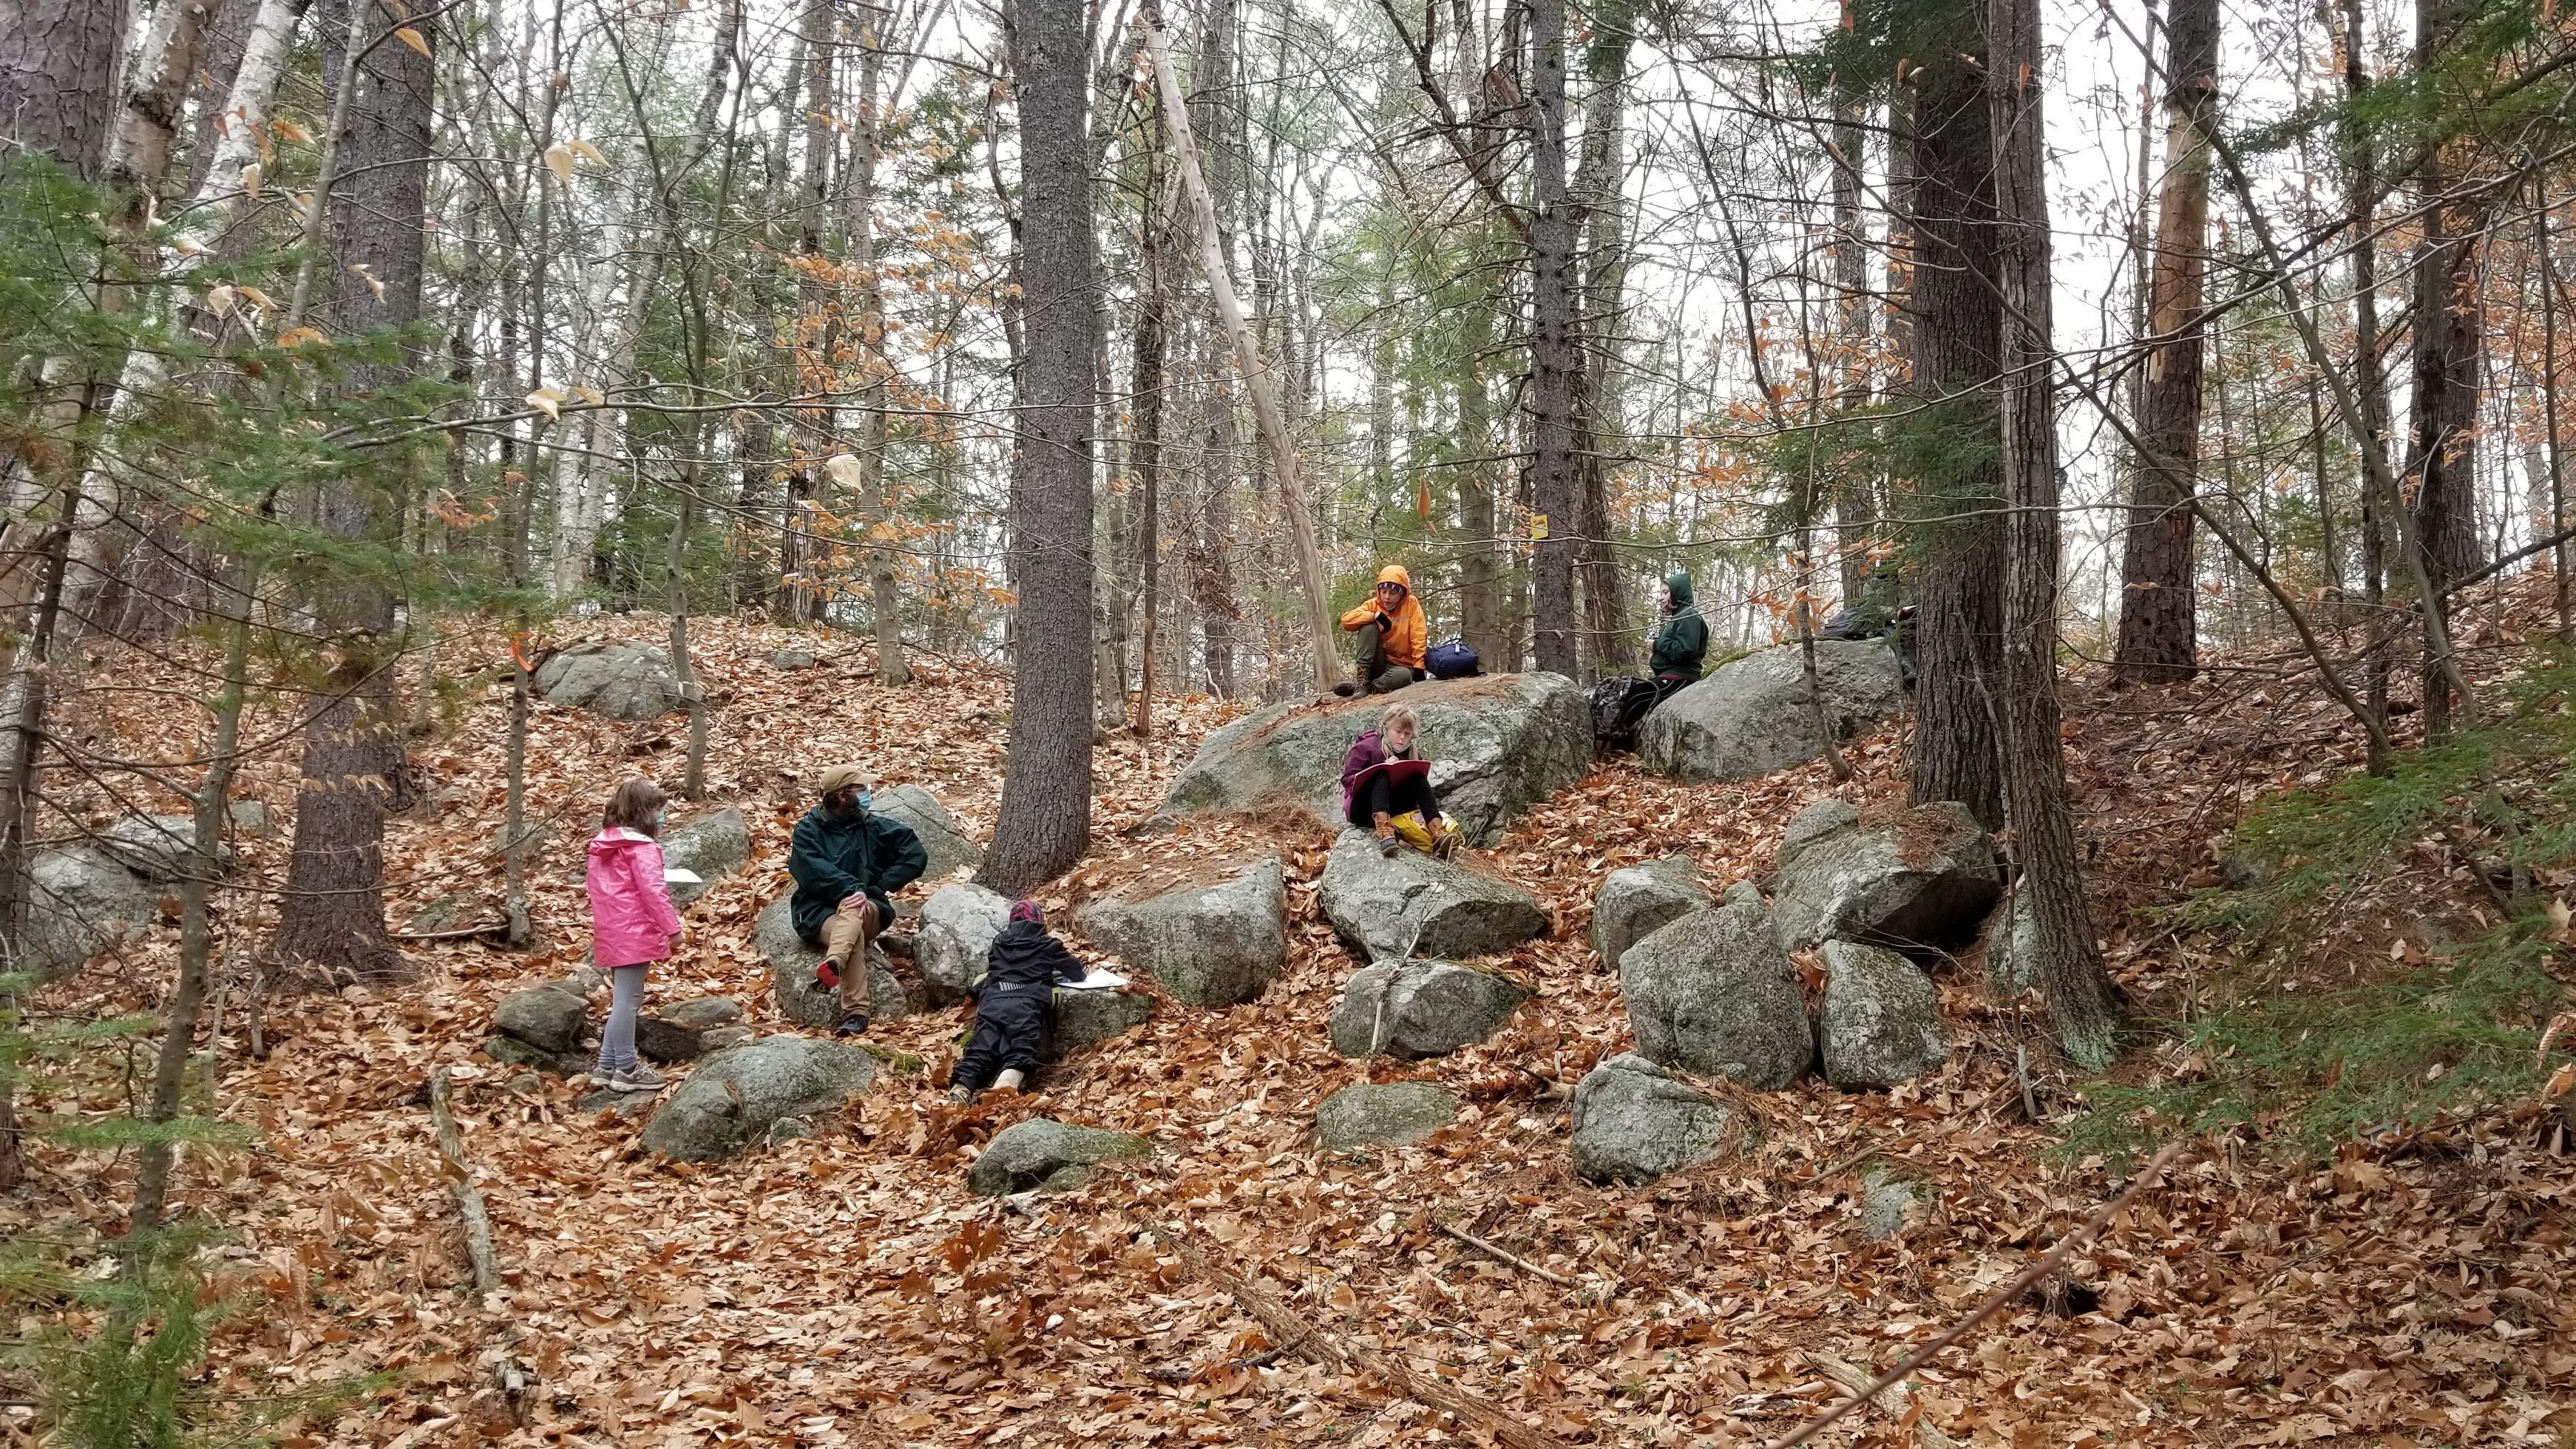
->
[270,0,434,983]
[1526,0,1582,679]
[1990,0,2124,1065]
[982,0,1099,895]
[2112,0,2217,684]
[1901,3,2006,828]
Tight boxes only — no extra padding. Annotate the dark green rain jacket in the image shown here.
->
[1649,571,1709,680]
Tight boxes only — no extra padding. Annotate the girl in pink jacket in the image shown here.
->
[586,778,685,1091]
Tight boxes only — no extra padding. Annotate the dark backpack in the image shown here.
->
[1425,637,1480,679]
[1590,676,1660,751]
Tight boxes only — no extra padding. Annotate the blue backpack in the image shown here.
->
[1426,637,1481,679]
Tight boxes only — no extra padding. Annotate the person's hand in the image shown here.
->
[840,891,868,912]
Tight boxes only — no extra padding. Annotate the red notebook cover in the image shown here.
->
[1352,758,1431,793]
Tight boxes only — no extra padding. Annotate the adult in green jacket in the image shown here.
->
[1647,571,1707,699]
[790,764,928,1035]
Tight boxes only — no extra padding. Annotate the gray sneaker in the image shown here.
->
[606,1065,667,1093]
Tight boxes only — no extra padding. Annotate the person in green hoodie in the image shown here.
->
[789,764,929,1036]
[1647,571,1708,705]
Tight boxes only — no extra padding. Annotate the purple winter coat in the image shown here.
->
[586,827,684,969]
[1341,728,1392,816]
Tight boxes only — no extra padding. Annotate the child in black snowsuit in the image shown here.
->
[948,900,1085,1102]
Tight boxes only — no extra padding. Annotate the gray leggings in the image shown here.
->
[595,965,646,1073]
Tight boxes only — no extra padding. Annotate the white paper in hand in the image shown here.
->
[662,866,704,887]
[1063,967,1130,991]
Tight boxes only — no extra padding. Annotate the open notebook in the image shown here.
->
[662,867,703,888]
[1062,967,1131,991]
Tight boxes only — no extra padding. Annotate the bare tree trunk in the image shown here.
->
[1131,103,1170,736]
[781,0,836,625]
[1990,0,2123,1065]
[851,0,910,684]
[1570,0,1636,679]
[2540,202,2570,642]
[983,0,1097,895]
[1901,1,2005,827]
[1527,0,1580,678]
[2409,0,2484,738]
[1457,259,1507,667]
[2342,0,2393,773]
[2112,0,2216,683]
[1828,75,1874,604]
[271,0,434,983]
[1185,0,1239,697]
[0,0,132,180]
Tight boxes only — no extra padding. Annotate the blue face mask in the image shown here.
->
[854,790,872,813]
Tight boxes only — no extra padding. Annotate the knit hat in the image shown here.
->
[1009,900,1045,927]
[816,764,874,798]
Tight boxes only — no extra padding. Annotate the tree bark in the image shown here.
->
[0,0,133,180]
[2407,0,2485,597]
[1989,0,2123,1066]
[1526,0,1580,678]
[2343,0,2393,773]
[1828,75,1874,605]
[1131,102,1170,736]
[1900,5,2005,828]
[982,0,1097,895]
[780,0,836,625]
[1570,0,1636,679]
[1184,0,1239,698]
[270,0,433,983]
[2112,0,2216,684]
[852,0,910,684]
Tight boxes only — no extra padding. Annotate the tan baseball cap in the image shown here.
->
[816,764,875,797]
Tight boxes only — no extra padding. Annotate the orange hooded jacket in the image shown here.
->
[1340,563,1427,671]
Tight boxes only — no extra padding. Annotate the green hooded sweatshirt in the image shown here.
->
[787,801,928,940]
[1649,571,1708,679]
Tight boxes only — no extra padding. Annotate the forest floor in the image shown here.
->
[7,586,2575,1447]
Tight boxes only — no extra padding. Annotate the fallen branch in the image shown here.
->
[1765,1141,2186,1449]
[1149,1224,1576,1449]
[427,1066,499,1294]
[1804,1351,1964,1449]
[391,922,507,942]
[1435,1219,1576,1287]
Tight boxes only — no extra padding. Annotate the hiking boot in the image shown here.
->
[1332,680,1361,697]
[946,1085,980,1104]
[606,1065,666,1093]
[878,931,917,962]
[1429,822,1460,861]
[1373,812,1400,857]
[833,1014,871,1037]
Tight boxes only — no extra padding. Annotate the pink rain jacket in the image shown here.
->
[586,827,683,968]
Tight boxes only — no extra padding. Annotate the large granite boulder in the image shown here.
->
[534,641,682,719]
[1329,960,1528,1059]
[1770,799,2001,952]
[917,883,1011,1003]
[658,807,750,907]
[1161,673,1592,845]
[1318,830,1548,961]
[495,983,588,1056]
[1079,858,1284,1007]
[1618,898,1814,1088]
[95,814,228,883]
[1050,987,1153,1054]
[1637,641,1900,784]
[1817,940,1949,1089]
[1591,856,1712,970]
[1570,1053,1741,1184]
[640,1036,874,1159]
[1315,1082,1457,1150]
[754,897,914,1026]
[966,1118,1152,1195]
[21,848,158,980]
[874,785,982,882]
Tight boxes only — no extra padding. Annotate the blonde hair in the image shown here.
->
[603,776,668,836]
[1382,704,1420,736]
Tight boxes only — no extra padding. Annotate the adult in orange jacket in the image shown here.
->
[1334,564,1428,696]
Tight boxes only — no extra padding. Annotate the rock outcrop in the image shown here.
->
[1079,858,1285,1007]
[21,848,159,980]
[1570,1053,1741,1184]
[1050,988,1153,1055]
[966,1119,1152,1195]
[95,814,228,883]
[1315,1082,1457,1150]
[916,883,1011,1003]
[1617,897,1814,1089]
[1318,830,1548,961]
[1769,799,2001,952]
[1328,959,1528,1059]
[658,807,750,907]
[1636,641,1900,784]
[1590,856,1710,970]
[494,983,587,1058]
[1817,940,1949,1089]
[873,784,982,883]
[640,1036,874,1159]
[534,641,682,719]
[1161,673,1591,845]
[754,898,915,1026]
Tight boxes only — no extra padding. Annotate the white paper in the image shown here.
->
[1062,968,1130,991]
[662,866,704,886]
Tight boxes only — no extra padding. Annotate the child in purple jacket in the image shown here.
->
[585,778,685,1091]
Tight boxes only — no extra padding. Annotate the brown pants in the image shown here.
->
[818,897,882,1012]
